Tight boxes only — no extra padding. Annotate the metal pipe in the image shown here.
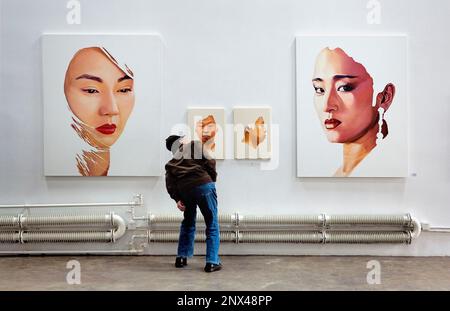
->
[238,231,323,243]
[0,194,143,209]
[112,213,126,241]
[146,230,412,244]
[410,217,421,239]
[148,231,236,243]
[141,213,419,246]
[0,216,19,228]
[0,209,422,247]
[148,214,237,226]
[0,231,20,243]
[0,202,138,208]
[20,215,111,228]
[239,215,322,226]
[425,228,450,233]
[325,214,412,226]
[324,231,411,244]
[0,250,144,255]
[147,213,414,229]
[22,231,113,243]
[0,213,126,243]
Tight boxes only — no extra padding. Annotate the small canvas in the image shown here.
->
[233,107,271,159]
[296,35,408,177]
[187,107,225,159]
[42,33,162,176]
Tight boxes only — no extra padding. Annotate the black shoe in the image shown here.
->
[204,263,222,273]
[175,257,187,268]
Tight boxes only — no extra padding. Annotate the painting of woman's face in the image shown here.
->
[64,47,135,148]
[196,115,217,144]
[242,116,267,149]
[312,48,377,144]
[233,107,271,159]
[187,108,225,159]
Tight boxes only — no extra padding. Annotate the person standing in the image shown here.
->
[165,135,222,273]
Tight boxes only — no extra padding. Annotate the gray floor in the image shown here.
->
[0,255,449,291]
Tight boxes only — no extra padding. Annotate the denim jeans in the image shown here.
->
[177,182,220,264]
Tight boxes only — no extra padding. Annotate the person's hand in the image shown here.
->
[176,200,186,212]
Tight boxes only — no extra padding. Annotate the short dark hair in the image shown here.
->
[165,135,182,152]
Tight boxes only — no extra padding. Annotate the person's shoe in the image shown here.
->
[204,263,222,273]
[175,257,187,268]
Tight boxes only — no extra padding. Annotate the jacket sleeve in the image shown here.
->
[203,159,217,182]
[165,171,181,202]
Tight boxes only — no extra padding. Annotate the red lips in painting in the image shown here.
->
[324,118,341,130]
[95,123,117,135]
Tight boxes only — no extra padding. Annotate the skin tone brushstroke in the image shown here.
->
[195,115,217,152]
[242,116,267,149]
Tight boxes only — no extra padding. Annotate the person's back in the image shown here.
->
[164,135,222,273]
[165,140,217,201]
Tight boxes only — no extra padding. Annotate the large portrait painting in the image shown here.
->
[42,34,162,176]
[296,35,408,177]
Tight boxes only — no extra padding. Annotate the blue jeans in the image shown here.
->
[177,182,220,265]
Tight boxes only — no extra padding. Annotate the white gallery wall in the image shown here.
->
[1,0,450,255]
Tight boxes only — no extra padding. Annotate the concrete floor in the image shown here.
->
[0,255,449,290]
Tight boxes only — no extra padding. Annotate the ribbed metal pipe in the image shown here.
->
[239,215,321,226]
[0,216,19,228]
[148,213,412,228]
[0,232,20,243]
[21,215,111,228]
[0,212,418,245]
[0,214,126,243]
[325,231,411,244]
[149,231,236,243]
[238,231,323,243]
[148,231,179,242]
[326,214,411,226]
[147,230,411,244]
[0,215,112,228]
[149,214,236,225]
[22,231,113,243]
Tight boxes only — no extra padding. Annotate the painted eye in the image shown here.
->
[82,88,99,94]
[337,84,354,92]
[314,86,325,95]
[118,88,132,93]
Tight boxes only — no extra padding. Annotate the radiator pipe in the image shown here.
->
[148,213,414,228]
[0,211,421,245]
[0,213,126,243]
[0,194,144,209]
[410,217,421,239]
[147,230,412,244]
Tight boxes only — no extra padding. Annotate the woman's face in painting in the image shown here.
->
[64,47,135,148]
[312,48,377,143]
[196,115,217,143]
[242,116,266,148]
